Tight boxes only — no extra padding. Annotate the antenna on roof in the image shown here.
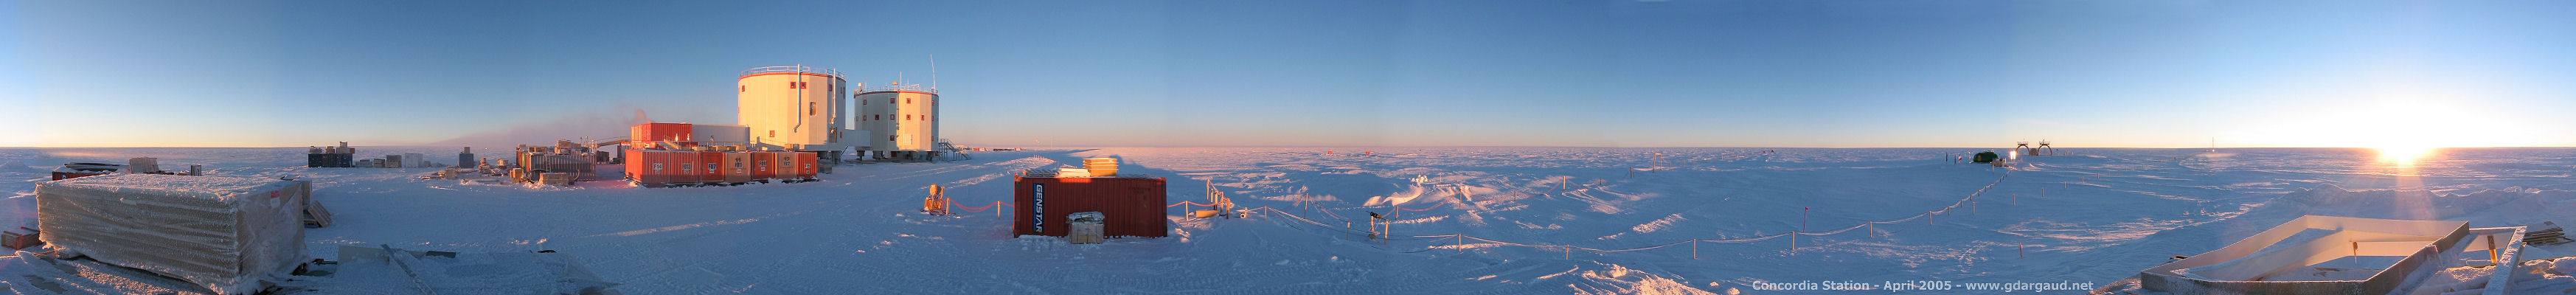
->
[931,54,937,89]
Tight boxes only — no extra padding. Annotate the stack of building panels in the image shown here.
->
[1083,158,1117,176]
[35,173,307,295]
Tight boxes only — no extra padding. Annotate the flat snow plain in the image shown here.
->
[3,147,2574,294]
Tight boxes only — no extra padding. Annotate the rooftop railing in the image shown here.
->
[740,65,841,78]
[858,83,937,94]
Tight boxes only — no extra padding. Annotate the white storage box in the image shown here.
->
[1068,212,1105,244]
[35,173,308,294]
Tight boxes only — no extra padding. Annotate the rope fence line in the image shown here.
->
[1301,167,2017,257]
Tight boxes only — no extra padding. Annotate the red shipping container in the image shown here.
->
[771,151,811,180]
[698,151,724,184]
[627,150,678,187]
[630,122,694,145]
[673,150,703,184]
[622,149,646,184]
[794,152,819,179]
[1013,176,1168,237]
[721,153,754,184]
[752,151,777,181]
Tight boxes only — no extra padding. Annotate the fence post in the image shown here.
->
[1692,240,1699,260]
[1868,223,1875,238]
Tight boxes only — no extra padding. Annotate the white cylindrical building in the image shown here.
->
[737,66,847,149]
[856,82,938,160]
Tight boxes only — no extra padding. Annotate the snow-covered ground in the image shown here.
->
[2,147,2574,294]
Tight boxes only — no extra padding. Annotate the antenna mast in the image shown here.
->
[931,54,937,89]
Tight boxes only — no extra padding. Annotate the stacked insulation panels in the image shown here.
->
[1013,170,1167,237]
[35,173,308,295]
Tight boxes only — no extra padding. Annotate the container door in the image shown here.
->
[700,152,723,183]
[676,151,700,183]
[726,153,751,183]
[640,150,669,185]
[796,152,818,178]
[754,152,775,180]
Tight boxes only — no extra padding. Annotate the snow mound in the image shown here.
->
[0,160,28,172]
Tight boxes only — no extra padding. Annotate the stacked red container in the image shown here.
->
[630,123,694,145]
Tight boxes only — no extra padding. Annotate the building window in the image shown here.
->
[906,98,912,104]
[889,98,897,104]
[769,131,776,137]
[889,136,897,142]
[906,114,911,120]
[809,103,816,116]
[740,85,746,92]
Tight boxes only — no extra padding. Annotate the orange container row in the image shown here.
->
[624,150,818,187]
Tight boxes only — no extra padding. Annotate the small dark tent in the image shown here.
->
[1973,151,2000,163]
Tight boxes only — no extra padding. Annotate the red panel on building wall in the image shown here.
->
[1013,176,1169,237]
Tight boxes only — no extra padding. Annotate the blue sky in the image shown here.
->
[4,0,2572,148]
